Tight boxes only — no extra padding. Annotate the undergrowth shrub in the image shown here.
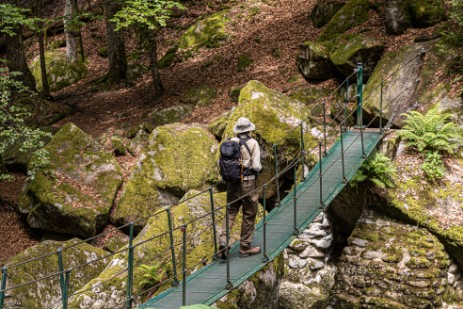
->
[350,152,396,189]
[422,151,445,182]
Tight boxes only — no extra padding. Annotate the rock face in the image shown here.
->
[310,0,347,28]
[330,210,458,308]
[30,50,87,92]
[5,238,109,309]
[18,123,123,238]
[330,34,385,80]
[297,42,338,81]
[317,0,369,42]
[112,124,219,229]
[278,213,336,309]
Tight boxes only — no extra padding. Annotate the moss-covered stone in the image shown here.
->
[18,122,123,238]
[329,33,385,79]
[69,191,244,307]
[148,104,194,126]
[296,41,338,81]
[111,136,127,156]
[409,0,446,28]
[317,0,370,42]
[288,86,332,105]
[310,0,347,28]
[112,124,219,229]
[229,84,246,103]
[330,210,455,307]
[5,238,109,309]
[237,54,253,72]
[30,50,87,92]
[183,85,218,107]
[208,111,231,139]
[178,10,230,51]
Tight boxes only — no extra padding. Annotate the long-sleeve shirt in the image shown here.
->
[231,134,262,173]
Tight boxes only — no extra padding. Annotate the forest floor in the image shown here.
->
[0,0,448,264]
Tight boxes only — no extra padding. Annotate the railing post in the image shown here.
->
[293,164,299,235]
[181,225,187,306]
[360,127,366,158]
[322,100,327,156]
[167,209,179,287]
[63,270,71,309]
[0,267,7,309]
[126,223,134,309]
[273,145,281,206]
[318,143,324,209]
[209,187,218,259]
[57,247,67,309]
[340,120,347,183]
[300,123,305,180]
[262,184,269,263]
[380,81,384,133]
[356,63,363,128]
[225,203,233,289]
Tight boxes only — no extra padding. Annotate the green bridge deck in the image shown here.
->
[139,129,382,309]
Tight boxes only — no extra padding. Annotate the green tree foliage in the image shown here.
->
[0,66,51,180]
[397,108,463,154]
[111,0,185,30]
[0,4,36,36]
[350,152,397,189]
[422,151,445,182]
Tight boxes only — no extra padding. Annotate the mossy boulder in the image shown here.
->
[178,11,229,49]
[30,50,87,92]
[68,191,245,307]
[288,86,332,105]
[208,111,231,139]
[222,80,318,197]
[384,0,413,35]
[112,124,219,229]
[182,85,218,107]
[5,238,109,309]
[330,210,457,307]
[18,122,123,238]
[330,33,385,80]
[310,0,347,28]
[409,0,446,28]
[296,41,338,81]
[148,104,193,126]
[317,0,370,42]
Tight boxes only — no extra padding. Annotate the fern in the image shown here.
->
[350,152,396,188]
[398,108,463,154]
[422,151,445,182]
[138,262,165,289]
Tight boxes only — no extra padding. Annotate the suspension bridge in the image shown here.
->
[0,54,423,309]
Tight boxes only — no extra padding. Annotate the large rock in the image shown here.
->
[330,210,460,307]
[330,33,385,80]
[317,0,370,42]
[68,191,244,308]
[222,80,318,198]
[409,0,446,28]
[30,50,87,92]
[112,124,219,229]
[384,0,412,35]
[296,42,338,81]
[4,238,109,309]
[18,122,123,238]
[310,0,347,28]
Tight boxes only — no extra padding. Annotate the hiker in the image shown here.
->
[218,117,262,259]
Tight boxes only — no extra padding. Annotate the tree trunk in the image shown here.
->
[64,0,78,63]
[5,32,37,92]
[34,0,51,97]
[103,0,127,84]
[146,30,164,99]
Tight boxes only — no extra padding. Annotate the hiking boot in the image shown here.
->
[217,242,228,261]
[239,246,261,258]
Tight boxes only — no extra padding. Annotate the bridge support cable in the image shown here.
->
[262,184,269,263]
[340,120,347,183]
[322,100,327,156]
[273,145,281,207]
[293,164,299,236]
[318,143,324,209]
[356,62,363,128]
[300,123,305,180]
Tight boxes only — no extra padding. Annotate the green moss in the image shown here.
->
[318,0,370,42]
[148,104,193,126]
[183,85,218,106]
[237,54,253,71]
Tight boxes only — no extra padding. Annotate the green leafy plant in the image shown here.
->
[397,108,463,154]
[0,65,51,181]
[422,151,445,182]
[139,262,166,289]
[441,0,463,47]
[350,152,397,188]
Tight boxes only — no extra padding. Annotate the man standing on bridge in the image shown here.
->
[218,117,262,259]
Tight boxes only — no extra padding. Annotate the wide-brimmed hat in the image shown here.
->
[233,117,256,133]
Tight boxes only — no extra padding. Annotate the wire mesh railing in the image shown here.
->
[0,47,427,308]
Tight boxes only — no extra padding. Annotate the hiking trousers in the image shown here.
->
[219,179,258,249]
